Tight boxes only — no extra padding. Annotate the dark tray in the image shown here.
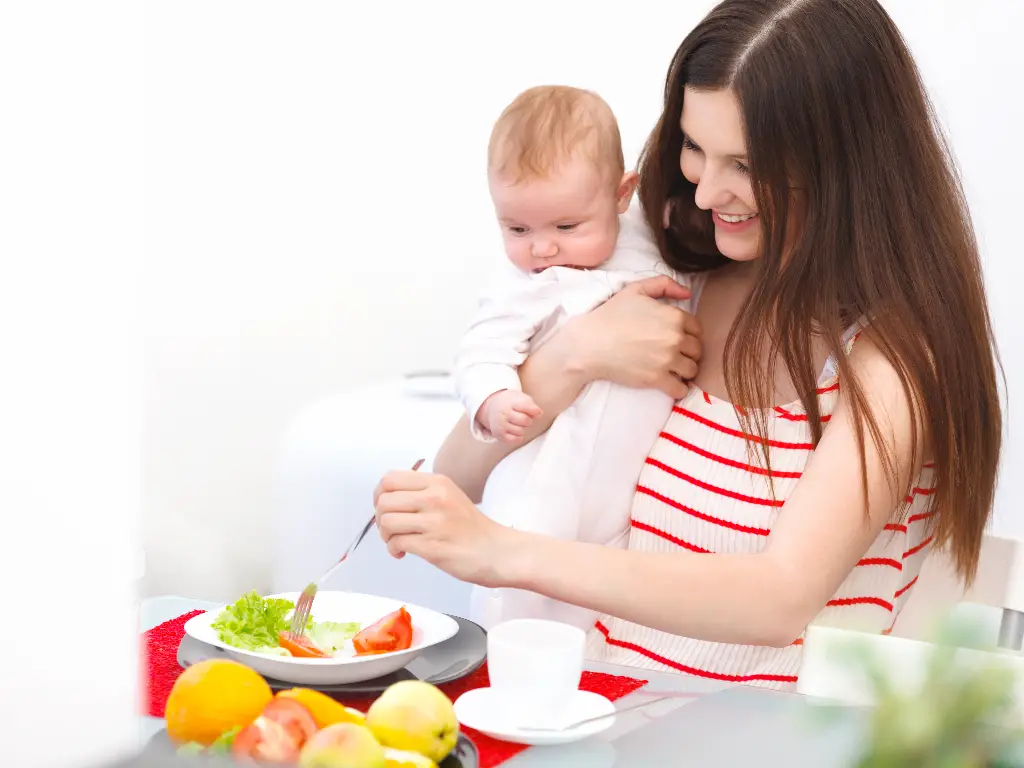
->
[143,729,479,768]
[178,614,487,696]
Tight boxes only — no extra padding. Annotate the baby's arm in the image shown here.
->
[453,269,561,443]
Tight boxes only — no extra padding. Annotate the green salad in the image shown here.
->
[209,591,360,657]
[176,725,241,757]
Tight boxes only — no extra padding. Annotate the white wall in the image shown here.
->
[143,1,1024,602]
[4,3,142,765]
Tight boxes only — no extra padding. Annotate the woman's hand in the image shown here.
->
[373,469,513,587]
[562,276,702,400]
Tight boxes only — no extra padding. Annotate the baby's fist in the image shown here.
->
[479,390,542,444]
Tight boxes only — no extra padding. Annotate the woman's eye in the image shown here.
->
[682,136,702,153]
[735,161,750,174]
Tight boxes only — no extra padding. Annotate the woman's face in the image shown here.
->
[679,86,761,262]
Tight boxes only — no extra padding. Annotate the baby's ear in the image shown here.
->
[616,171,640,213]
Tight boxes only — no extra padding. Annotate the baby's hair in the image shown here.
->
[488,85,625,187]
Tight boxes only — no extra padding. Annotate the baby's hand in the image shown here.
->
[478,390,542,444]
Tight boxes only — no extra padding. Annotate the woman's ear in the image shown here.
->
[616,171,640,213]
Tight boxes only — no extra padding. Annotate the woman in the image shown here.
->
[373,0,1003,688]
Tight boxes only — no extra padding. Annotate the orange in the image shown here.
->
[165,659,273,746]
[276,687,366,729]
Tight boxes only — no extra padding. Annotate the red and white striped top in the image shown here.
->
[584,329,935,691]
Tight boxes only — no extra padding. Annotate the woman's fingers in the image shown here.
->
[374,471,441,515]
[377,510,429,540]
[375,489,429,515]
[658,373,691,400]
[672,351,700,381]
[386,532,440,562]
[377,469,434,494]
[678,326,702,362]
[386,533,414,560]
[629,275,692,303]
[681,309,703,338]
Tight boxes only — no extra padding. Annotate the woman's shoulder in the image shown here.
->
[833,329,932,457]
[843,328,898,391]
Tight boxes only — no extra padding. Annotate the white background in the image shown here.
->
[142,0,1024,603]
[2,2,1019,763]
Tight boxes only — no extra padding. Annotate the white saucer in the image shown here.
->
[453,688,616,746]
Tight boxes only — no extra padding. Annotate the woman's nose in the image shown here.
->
[693,167,730,212]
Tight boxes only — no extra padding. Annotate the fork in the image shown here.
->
[287,458,425,637]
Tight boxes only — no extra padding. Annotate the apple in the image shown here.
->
[366,681,459,763]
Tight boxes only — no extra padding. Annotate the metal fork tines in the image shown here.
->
[287,458,425,637]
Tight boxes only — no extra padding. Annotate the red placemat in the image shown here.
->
[142,611,647,768]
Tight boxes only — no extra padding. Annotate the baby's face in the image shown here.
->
[489,159,625,274]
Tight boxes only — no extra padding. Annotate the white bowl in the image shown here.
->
[184,591,460,685]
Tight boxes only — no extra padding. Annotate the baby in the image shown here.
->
[453,85,692,630]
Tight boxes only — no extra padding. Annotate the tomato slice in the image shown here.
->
[352,606,414,655]
[229,698,318,762]
[278,631,331,658]
[230,722,264,759]
[260,697,319,745]
[231,717,301,763]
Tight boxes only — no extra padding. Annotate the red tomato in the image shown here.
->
[231,717,300,763]
[278,631,331,658]
[230,698,318,762]
[261,697,319,744]
[230,722,263,759]
[352,606,414,655]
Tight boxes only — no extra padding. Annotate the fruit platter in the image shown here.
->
[157,657,474,766]
[144,589,479,765]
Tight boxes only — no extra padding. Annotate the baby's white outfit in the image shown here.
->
[453,204,692,631]
[456,204,696,630]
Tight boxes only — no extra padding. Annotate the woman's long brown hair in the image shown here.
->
[639,0,1003,583]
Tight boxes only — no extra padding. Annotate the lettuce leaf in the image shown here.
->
[208,725,241,754]
[209,590,360,657]
[209,590,300,653]
[307,620,361,654]
[175,726,241,758]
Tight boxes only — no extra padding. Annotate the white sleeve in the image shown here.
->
[454,266,561,442]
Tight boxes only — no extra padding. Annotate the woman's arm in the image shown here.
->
[377,336,924,647]
[434,276,700,502]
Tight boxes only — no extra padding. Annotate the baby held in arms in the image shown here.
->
[452,85,693,630]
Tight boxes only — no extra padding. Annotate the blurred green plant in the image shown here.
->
[815,619,1024,767]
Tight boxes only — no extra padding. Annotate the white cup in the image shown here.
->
[486,618,586,727]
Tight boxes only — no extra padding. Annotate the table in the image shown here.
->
[138,596,868,767]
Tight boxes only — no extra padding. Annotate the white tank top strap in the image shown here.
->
[685,270,710,313]
[818,317,868,383]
